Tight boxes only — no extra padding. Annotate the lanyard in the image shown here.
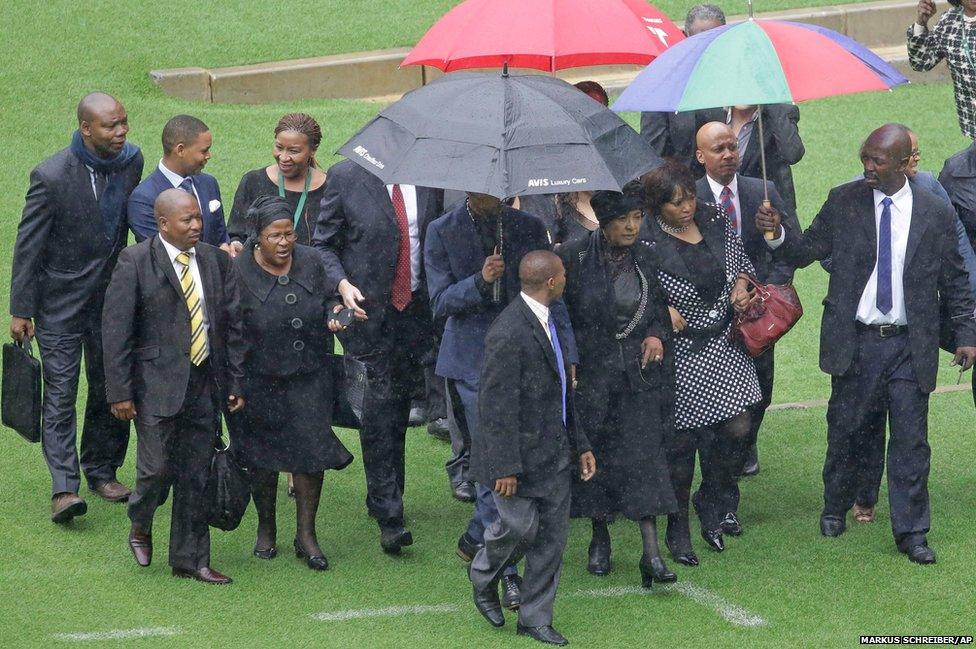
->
[278,170,311,226]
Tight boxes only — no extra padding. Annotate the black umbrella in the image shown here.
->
[338,70,661,199]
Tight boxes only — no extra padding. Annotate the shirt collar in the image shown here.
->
[705,173,737,200]
[874,178,912,209]
[520,292,550,324]
[158,160,188,188]
[158,234,195,264]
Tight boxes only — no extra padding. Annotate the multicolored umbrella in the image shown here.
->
[612,18,907,112]
[401,0,684,73]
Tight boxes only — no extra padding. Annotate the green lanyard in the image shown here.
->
[278,170,311,226]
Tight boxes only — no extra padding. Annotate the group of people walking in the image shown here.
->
[10,2,976,645]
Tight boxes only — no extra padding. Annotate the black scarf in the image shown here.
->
[69,130,141,240]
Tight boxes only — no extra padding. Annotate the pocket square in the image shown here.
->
[209,199,222,213]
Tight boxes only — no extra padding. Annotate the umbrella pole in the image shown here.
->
[493,216,504,304]
[756,105,775,240]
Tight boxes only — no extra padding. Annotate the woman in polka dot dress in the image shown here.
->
[641,161,761,566]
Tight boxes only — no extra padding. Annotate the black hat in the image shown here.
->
[247,195,293,238]
[591,180,644,225]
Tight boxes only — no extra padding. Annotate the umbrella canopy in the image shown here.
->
[401,0,684,73]
[612,19,908,112]
[338,72,661,199]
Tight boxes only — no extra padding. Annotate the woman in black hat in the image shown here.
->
[230,195,355,570]
[557,180,679,587]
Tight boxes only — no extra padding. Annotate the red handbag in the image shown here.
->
[731,275,803,357]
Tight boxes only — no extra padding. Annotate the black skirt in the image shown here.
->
[572,379,677,520]
[232,368,353,474]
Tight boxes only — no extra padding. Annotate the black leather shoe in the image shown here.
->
[294,539,328,570]
[501,574,521,610]
[408,404,426,427]
[253,545,277,560]
[904,544,936,565]
[700,528,725,552]
[639,555,677,588]
[427,418,451,442]
[452,481,476,503]
[516,624,568,646]
[473,583,505,627]
[587,535,612,576]
[720,512,743,536]
[667,541,699,567]
[457,532,483,562]
[820,514,846,537]
[665,517,698,566]
[380,526,414,555]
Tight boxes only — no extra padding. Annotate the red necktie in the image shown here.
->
[720,185,738,232]
[390,184,413,311]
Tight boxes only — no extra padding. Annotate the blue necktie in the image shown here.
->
[547,315,567,426]
[179,177,194,194]
[876,196,893,315]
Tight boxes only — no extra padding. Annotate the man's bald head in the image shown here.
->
[76,92,129,159]
[77,92,121,124]
[519,250,565,303]
[154,188,196,222]
[155,189,203,250]
[864,123,912,162]
[696,121,739,185]
[860,124,912,195]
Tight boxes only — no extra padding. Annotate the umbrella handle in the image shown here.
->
[757,106,776,241]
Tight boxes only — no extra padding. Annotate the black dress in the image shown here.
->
[230,244,353,473]
[559,232,678,520]
[228,168,327,246]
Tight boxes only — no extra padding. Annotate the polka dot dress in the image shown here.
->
[656,203,762,430]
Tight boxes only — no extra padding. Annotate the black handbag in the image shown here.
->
[206,436,250,531]
[2,336,42,443]
[327,353,366,430]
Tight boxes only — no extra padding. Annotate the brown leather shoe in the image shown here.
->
[51,493,87,524]
[851,504,875,523]
[172,566,233,585]
[128,530,152,567]
[92,480,132,503]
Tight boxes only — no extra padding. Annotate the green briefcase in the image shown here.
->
[2,336,42,443]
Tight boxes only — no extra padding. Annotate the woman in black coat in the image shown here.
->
[558,181,679,588]
[231,196,354,571]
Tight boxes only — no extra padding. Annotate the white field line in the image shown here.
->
[309,582,766,628]
[52,627,182,642]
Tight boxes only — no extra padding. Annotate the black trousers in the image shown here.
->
[127,363,216,571]
[746,347,775,450]
[823,331,931,549]
[352,299,428,527]
[35,325,129,495]
[445,377,471,487]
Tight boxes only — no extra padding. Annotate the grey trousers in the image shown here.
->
[470,469,571,627]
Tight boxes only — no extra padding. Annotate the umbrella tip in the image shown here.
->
[748,0,754,19]
[502,61,509,77]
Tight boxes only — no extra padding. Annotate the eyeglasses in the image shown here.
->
[911,149,921,159]
[265,232,297,243]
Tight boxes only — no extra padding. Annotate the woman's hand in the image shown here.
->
[730,280,754,313]
[641,336,664,368]
[668,306,687,332]
[917,0,935,27]
[328,304,348,332]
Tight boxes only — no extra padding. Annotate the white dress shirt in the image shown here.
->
[521,292,552,342]
[159,235,210,331]
[84,166,100,200]
[704,172,785,247]
[386,184,421,291]
[856,181,913,325]
[159,160,202,211]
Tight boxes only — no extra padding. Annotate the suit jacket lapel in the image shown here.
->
[365,176,396,227]
[643,218,695,281]
[904,181,930,269]
[196,246,220,323]
[69,154,99,216]
[700,212,728,277]
[151,236,184,299]
[518,299,560,378]
[737,180,761,251]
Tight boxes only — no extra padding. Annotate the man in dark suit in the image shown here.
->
[426,192,577,609]
[312,159,443,554]
[730,104,805,212]
[761,124,976,564]
[469,251,595,646]
[9,92,143,522]
[127,115,232,253]
[695,121,800,498]
[102,189,245,584]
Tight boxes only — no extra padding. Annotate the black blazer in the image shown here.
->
[639,109,725,176]
[472,298,591,498]
[101,237,246,417]
[9,147,144,331]
[233,243,340,377]
[737,104,804,212]
[774,179,976,393]
[939,142,976,249]
[312,159,443,353]
[695,174,799,285]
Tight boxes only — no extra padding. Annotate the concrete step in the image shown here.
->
[150,0,944,104]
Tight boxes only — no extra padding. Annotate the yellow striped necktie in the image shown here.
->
[175,251,209,366]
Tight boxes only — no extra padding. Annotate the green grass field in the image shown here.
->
[2,1,976,647]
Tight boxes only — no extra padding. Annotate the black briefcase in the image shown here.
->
[206,436,250,532]
[327,353,366,430]
[2,337,42,443]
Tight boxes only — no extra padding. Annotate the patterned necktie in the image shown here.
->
[876,197,893,315]
[94,171,108,202]
[720,185,738,232]
[547,315,567,426]
[390,184,413,311]
[179,177,194,194]
[175,251,209,366]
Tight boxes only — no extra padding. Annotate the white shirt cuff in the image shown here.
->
[912,23,927,36]
[766,227,786,249]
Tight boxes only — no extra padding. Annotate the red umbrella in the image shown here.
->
[401,0,684,73]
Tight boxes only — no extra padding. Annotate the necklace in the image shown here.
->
[656,215,690,234]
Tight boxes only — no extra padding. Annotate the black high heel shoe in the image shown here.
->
[666,539,699,567]
[253,545,278,560]
[294,538,329,571]
[639,556,678,589]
